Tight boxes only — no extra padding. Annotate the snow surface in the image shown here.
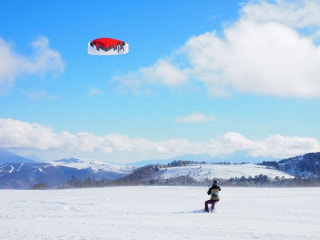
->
[154,164,293,180]
[0,187,319,240]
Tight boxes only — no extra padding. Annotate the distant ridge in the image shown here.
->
[114,152,320,185]
[1,152,319,189]
[115,160,293,186]
[54,158,82,163]
[0,157,135,189]
[260,152,320,177]
[0,148,37,164]
[129,152,279,166]
[128,154,213,167]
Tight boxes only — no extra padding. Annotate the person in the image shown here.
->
[205,180,221,212]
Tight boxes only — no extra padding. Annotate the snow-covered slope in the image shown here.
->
[261,152,320,177]
[278,153,320,177]
[51,158,134,174]
[152,164,293,181]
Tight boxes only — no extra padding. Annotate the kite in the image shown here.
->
[88,38,129,55]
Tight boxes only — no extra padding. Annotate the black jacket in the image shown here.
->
[207,185,221,200]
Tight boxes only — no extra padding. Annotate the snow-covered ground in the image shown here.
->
[154,164,294,181]
[0,187,319,240]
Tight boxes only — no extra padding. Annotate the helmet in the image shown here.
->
[213,180,218,184]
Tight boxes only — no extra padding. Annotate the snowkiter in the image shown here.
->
[205,180,221,212]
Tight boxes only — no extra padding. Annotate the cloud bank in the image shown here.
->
[1,118,319,162]
[113,0,320,98]
[0,36,64,93]
[175,112,215,123]
[242,0,320,29]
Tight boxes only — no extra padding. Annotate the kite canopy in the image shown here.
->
[88,38,129,55]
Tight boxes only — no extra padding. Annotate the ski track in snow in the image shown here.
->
[8,165,14,173]
[0,187,319,240]
[17,163,24,172]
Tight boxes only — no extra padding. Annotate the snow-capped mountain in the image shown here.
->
[1,152,318,189]
[51,158,134,174]
[0,158,135,189]
[261,152,320,177]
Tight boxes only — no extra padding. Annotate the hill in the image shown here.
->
[260,152,320,177]
[111,160,293,185]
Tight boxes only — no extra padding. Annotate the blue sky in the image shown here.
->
[1,0,320,163]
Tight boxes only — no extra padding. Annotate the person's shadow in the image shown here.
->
[173,209,215,214]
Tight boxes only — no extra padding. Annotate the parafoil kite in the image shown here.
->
[88,38,129,55]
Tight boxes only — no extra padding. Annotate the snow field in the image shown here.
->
[154,164,294,181]
[0,186,319,240]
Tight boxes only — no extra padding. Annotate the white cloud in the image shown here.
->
[111,59,189,94]
[241,0,320,29]
[249,134,320,158]
[0,36,64,93]
[313,30,320,40]
[112,0,320,98]
[175,112,215,123]
[26,90,47,100]
[0,118,319,162]
[140,60,189,87]
[24,90,59,100]
[184,20,320,97]
[0,118,61,150]
[87,87,103,97]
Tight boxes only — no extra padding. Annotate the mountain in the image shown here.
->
[260,152,320,177]
[210,150,280,164]
[2,151,318,189]
[128,154,213,167]
[23,154,44,162]
[115,161,293,184]
[51,158,134,176]
[0,148,37,164]
[152,163,293,181]
[129,151,279,166]
[0,158,135,189]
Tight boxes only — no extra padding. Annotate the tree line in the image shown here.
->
[32,174,320,189]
